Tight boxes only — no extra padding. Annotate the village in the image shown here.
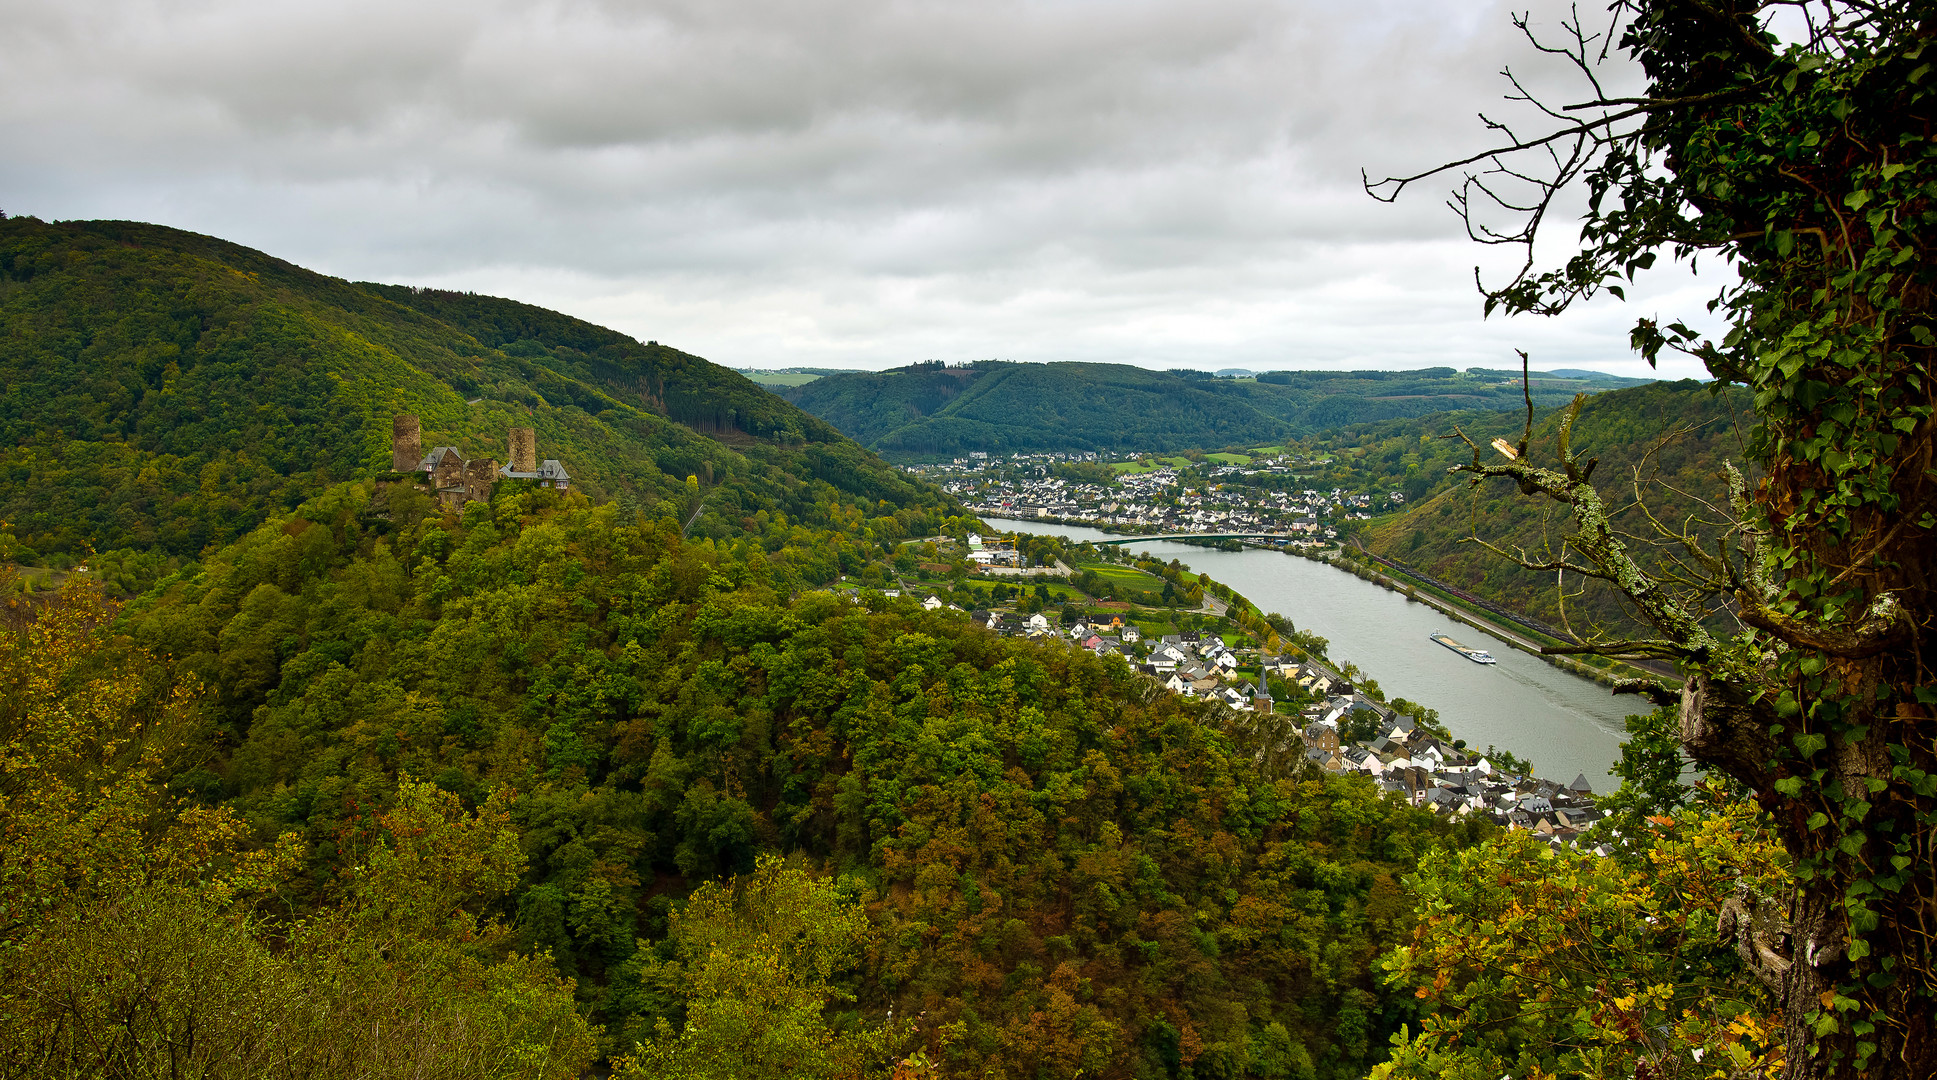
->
[836,534,1608,855]
[905,449,1402,541]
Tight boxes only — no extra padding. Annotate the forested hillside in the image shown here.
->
[1359,380,1756,638]
[9,480,1488,1078]
[780,360,1649,459]
[0,217,939,578]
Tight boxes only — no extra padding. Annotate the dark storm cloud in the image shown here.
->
[0,0,1712,374]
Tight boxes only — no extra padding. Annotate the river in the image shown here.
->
[995,519,1636,785]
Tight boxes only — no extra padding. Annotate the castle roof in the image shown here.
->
[498,459,570,482]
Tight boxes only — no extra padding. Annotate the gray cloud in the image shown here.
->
[0,0,1717,377]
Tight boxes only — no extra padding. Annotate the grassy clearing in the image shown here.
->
[1076,563,1167,596]
[1204,452,1251,465]
[1111,460,1161,473]
[1248,445,1285,455]
[8,566,70,594]
[1076,563,1155,580]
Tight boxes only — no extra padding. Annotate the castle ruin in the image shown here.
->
[508,427,536,473]
[495,426,571,490]
[390,415,570,509]
[391,415,421,473]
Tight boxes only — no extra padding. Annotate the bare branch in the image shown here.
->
[1454,447,1724,660]
[1360,103,1653,204]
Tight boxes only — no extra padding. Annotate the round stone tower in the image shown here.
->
[508,427,537,474]
[391,415,422,472]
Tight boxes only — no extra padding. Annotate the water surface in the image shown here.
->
[998,519,1635,784]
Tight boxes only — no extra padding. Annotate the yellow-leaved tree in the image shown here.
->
[1374,792,1790,1080]
[0,573,598,1079]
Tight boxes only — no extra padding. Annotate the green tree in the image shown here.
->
[617,855,900,1080]
[1373,2,1937,1073]
[0,578,597,1079]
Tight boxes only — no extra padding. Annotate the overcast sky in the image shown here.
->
[0,0,1723,377]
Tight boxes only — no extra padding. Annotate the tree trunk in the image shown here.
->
[1685,666,1937,1079]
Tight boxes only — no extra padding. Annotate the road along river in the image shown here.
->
[996,519,1635,785]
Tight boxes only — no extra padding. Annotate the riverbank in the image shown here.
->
[997,519,1635,781]
[1277,542,1671,690]
[983,513,1655,687]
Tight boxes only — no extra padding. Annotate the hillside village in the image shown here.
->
[910,450,1397,540]
[838,579,1607,852]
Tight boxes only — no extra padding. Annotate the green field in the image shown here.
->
[1248,445,1285,455]
[1077,563,1168,596]
[1205,452,1252,465]
[741,371,824,387]
[1109,456,1193,472]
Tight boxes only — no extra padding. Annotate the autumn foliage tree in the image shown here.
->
[1371,2,1937,1075]
[0,576,597,1079]
[1376,793,1792,1079]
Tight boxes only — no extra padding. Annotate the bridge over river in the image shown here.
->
[1087,531,1297,546]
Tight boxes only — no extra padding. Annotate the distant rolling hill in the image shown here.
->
[778,360,1652,459]
[0,216,955,567]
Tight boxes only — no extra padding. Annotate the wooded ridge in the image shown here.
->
[778,360,1649,460]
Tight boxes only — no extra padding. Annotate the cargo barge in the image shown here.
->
[1430,631,1498,665]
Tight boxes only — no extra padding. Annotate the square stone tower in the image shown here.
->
[392,415,422,472]
[508,427,537,474]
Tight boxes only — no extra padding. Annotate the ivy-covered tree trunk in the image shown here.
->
[1651,10,1937,1068]
[1683,644,1935,1077]
[1373,3,1937,1075]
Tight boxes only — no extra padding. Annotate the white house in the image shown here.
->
[923,596,944,611]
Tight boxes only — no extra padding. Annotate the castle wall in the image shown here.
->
[508,427,537,473]
[432,452,465,492]
[392,415,422,473]
[462,458,499,504]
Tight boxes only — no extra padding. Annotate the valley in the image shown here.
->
[0,215,1776,1080]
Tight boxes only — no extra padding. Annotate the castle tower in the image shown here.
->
[508,427,537,474]
[391,415,422,472]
